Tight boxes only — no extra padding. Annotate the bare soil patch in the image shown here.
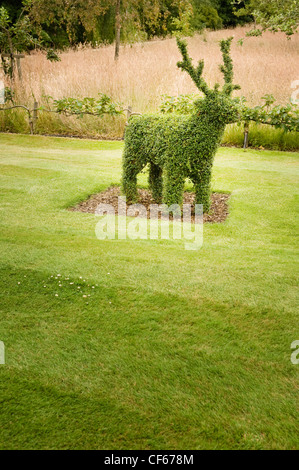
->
[70,186,230,224]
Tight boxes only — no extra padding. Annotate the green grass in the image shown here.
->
[0,134,298,450]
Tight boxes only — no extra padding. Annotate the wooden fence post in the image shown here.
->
[33,101,38,131]
[243,121,249,149]
[127,106,132,124]
[29,101,38,135]
[16,57,23,82]
[123,105,132,140]
[1,53,25,81]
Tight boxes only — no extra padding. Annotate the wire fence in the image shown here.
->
[0,101,142,137]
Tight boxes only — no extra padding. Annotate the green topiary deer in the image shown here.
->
[122,37,240,212]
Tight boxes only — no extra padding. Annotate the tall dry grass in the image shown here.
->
[1,26,299,143]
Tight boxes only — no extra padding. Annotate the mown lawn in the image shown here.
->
[0,134,298,450]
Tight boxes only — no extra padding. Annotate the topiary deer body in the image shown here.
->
[122,37,240,212]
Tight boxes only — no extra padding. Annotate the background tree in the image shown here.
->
[214,0,251,27]
[29,0,108,46]
[114,0,121,59]
[0,0,23,21]
[233,0,299,37]
[191,0,222,31]
[27,0,259,52]
[113,0,195,59]
[30,0,196,56]
[0,0,59,80]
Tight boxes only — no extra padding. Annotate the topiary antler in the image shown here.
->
[177,37,240,97]
[176,38,211,96]
[219,37,241,96]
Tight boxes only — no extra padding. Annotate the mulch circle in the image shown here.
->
[69,186,230,224]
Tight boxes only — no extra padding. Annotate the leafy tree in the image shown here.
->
[191,0,222,31]
[30,0,108,45]
[212,0,251,27]
[233,0,299,37]
[113,0,195,57]
[0,0,59,79]
[28,0,254,53]
[30,0,196,56]
[0,1,23,21]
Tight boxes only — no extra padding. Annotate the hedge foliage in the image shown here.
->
[43,93,123,118]
[160,93,299,133]
[240,95,299,133]
[122,37,240,213]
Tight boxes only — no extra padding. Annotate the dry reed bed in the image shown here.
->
[9,26,298,113]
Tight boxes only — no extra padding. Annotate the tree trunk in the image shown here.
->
[16,57,22,81]
[115,0,121,60]
[6,30,15,80]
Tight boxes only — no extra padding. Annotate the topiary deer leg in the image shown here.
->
[163,159,185,208]
[192,171,212,213]
[148,163,163,203]
[122,152,144,203]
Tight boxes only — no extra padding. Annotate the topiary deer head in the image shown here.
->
[177,37,240,126]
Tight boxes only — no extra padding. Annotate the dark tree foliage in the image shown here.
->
[213,0,252,27]
[191,0,222,31]
[122,38,240,212]
[27,0,253,49]
[0,1,23,21]
[93,6,116,44]
[0,1,60,78]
